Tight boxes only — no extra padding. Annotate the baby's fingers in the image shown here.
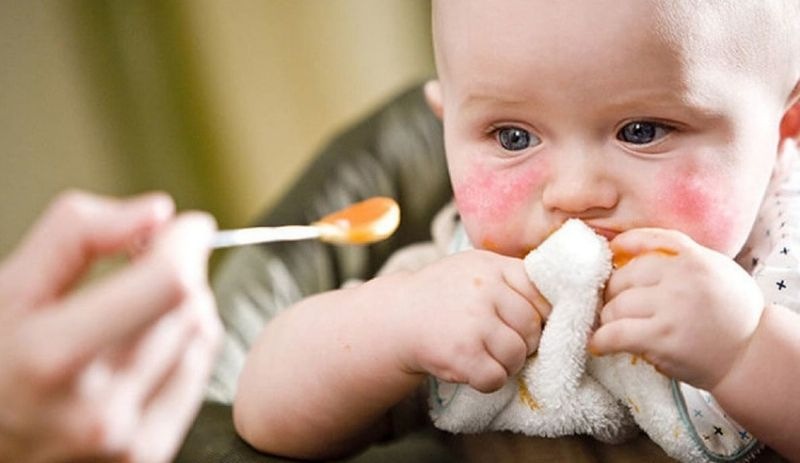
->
[600,287,656,325]
[605,256,664,300]
[502,264,552,320]
[484,323,528,376]
[494,287,542,355]
[589,318,656,357]
[610,228,687,268]
[467,354,510,393]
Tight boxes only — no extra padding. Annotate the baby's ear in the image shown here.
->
[424,79,444,120]
[780,80,800,141]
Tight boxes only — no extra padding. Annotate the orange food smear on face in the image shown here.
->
[481,223,562,258]
[612,248,677,268]
[612,251,635,268]
[480,238,503,253]
[780,103,800,139]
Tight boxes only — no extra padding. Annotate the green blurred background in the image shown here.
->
[0,0,434,258]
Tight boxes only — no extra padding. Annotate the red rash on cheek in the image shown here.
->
[453,161,545,221]
[452,160,547,255]
[666,173,709,219]
[656,162,735,250]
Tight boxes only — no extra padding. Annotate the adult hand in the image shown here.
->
[0,190,222,463]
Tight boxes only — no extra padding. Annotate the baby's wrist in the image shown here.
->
[352,272,424,376]
[709,304,772,402]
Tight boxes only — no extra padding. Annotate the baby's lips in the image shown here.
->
[612,248,678,268]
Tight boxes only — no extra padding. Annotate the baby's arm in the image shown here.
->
[590,229,800,460]
[234,250,547,459]
[709,303,800,460]
[233,276,425,459]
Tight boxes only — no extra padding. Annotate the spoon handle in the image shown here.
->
[212,225,321,249]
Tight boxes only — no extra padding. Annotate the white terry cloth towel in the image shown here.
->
[428,219,760,463]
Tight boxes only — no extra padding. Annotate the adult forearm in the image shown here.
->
[712,304,800,460]
[233,275,424,459]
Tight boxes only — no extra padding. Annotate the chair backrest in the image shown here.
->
[208,84,451,402]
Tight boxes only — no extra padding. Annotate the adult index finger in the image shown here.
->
[29,212,216,384]
[1,190,174,307]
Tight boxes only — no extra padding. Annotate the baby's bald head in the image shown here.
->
[431,0,800,106]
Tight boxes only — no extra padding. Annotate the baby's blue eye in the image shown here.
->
[497,127,535,151]
[617,121,671,145]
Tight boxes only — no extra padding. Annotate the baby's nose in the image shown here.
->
[541,151,618,214]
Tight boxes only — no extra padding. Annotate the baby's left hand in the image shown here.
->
[589,228,764,391]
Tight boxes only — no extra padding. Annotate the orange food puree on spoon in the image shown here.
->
[314,197,400,245]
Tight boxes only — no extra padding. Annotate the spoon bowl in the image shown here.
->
[211,197,400,249]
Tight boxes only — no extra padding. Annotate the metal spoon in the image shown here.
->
[211,197,400,249]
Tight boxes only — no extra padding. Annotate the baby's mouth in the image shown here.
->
[586,225,620,241]
[522,223,620,256]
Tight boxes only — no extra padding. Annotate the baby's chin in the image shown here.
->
[470,225,581,258]
[473,236,542,259]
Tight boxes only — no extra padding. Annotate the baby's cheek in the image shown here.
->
[453,161,545,220]
[654,163,739,253]
[453,161,546,254]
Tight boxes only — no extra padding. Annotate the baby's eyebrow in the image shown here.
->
[600,88,725,119]
[460,86,718,112]
[460,84,537,106]
[464,94,525,105]
[457,86,730,129]
[459,90,536,109]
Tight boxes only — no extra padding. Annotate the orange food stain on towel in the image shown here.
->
[517,377,540,411]
[627,397,641,414]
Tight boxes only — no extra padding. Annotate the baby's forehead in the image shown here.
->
[656,3,795,70]
[433,0,799,99]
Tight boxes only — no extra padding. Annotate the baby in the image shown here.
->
[233,0,800,460]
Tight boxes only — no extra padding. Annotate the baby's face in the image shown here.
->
[433,0,791,258]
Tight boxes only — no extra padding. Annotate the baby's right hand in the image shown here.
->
[388,250,550,392]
